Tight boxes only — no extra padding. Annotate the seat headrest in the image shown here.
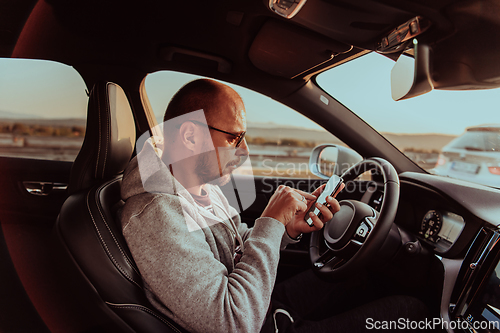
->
[69,82,136,194]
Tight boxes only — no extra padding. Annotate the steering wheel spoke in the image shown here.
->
[352,214,377,244]
[313,249,344,270]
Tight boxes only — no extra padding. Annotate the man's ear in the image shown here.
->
[179,122,197,152]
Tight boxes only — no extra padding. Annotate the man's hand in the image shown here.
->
[260,185,316,227]
[285,183,344,239]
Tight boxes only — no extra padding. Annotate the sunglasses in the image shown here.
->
[189,120,246,148]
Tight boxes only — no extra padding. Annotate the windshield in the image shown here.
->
[317,52,500,189]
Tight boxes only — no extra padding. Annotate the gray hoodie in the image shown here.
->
[120,140,296,333]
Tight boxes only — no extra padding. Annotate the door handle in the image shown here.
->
[22,181,68,196]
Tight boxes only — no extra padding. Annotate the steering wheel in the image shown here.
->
[309,157,399,279]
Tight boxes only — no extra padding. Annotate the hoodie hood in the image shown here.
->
[121,137,194,205]
[121,137,237,232]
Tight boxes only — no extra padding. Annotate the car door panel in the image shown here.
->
[0,156,72,333]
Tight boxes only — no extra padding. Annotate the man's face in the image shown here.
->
[195,94,249,187]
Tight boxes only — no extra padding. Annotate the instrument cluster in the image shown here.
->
[419,209,465,251]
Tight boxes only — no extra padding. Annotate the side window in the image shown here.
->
[144,71,346,179]
[0,58,88,161]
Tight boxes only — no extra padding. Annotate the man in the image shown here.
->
[120,79,427,333]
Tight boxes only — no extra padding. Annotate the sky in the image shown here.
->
[1,54,498,136]
[0,59,88,119]
[317,53,500,135]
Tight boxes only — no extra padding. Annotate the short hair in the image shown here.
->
[163,79,226,125]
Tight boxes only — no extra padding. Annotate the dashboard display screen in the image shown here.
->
[438,212,465,244]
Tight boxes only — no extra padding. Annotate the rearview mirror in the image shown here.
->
[391,39,434,101]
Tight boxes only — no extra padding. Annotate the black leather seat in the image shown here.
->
[54,81,186,333]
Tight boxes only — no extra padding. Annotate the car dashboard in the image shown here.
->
[395,172,500,332]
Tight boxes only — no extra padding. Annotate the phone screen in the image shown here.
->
[305,174,343,226]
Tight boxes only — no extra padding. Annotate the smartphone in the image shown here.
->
[304,174,343,226]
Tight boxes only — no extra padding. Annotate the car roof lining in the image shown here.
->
[3,0,500,135]
[3,0,484,80]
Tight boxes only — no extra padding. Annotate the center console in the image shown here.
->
[450,229,500,332]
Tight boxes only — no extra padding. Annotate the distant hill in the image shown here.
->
[382,132,456,152]
[0,118,453,152]
[0,117,86,127]
[0,110,43,119]
[247,122,342,144]
[247,122,456,152]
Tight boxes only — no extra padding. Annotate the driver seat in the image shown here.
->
[54,81,186,333]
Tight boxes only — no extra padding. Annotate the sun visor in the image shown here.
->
[249,20,351,79]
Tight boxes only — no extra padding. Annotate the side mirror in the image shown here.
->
[309,144,363,179]
[391,39,434,101]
